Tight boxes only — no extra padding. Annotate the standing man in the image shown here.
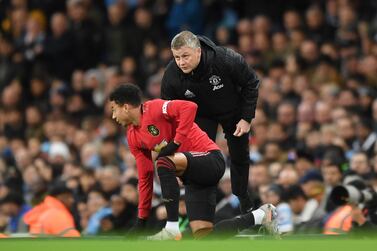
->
[109,84,276,240]
[161,31,260,213]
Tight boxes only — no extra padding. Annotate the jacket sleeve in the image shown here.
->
[224,48,260,122]
[161,63,179,100]
[129,144,154,219]
[162,100,197,144]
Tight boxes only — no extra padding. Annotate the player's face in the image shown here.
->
[111,101,131,127]
[172,46,201,73]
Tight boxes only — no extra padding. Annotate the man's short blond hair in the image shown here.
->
[171,31,200,50]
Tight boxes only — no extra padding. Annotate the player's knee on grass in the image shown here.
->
[191,221,214,239]
[192,227,214,239]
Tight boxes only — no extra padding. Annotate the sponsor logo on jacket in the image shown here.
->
[209,75,224,91]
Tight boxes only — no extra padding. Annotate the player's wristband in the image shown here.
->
[157,141,180,158]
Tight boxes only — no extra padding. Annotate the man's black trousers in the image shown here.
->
[195,116,250,199]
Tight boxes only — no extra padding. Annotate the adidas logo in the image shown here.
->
[184,89,196,98]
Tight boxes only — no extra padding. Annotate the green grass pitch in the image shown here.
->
[1,237,377,251]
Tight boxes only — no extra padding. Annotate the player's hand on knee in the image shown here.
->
[157,141,180,158]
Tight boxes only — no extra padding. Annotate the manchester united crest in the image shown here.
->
[209,75,221,85]
[147,125,160,136]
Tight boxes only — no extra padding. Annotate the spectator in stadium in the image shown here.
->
[67,0,102,70]
[286,184,323,233]
[277,165,300,189]
[109,84,277,240]
[23,183,80,237]
[353,118,377,158]
[321,162,343,212]
[0,34,15,88]
[14,10,46,73]
[265,184,294,234]
[350,152,373,179]
[0,192,30,233]
[322,163,343,189]
[43,12,74,81]
[161,30,260,214]
[120,177,138,207]
[248,162,271,205]
[215,169,240,223]
[83,189,112,235]
[99,194,135,234]
[299,169,326,218]
[102,1,130,66]
[97,165,121,199]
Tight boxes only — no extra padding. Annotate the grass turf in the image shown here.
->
[1,237,377,251]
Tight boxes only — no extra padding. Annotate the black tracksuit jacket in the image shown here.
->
[161,36,260,123]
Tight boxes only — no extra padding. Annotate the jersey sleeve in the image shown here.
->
[161,100,198,144]
[129,143,154,219]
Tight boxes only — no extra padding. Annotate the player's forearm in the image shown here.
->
[173,101,198,143]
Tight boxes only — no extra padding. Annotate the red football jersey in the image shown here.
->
[126,99,219,219]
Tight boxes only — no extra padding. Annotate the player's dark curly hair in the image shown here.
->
[109,83,142,107]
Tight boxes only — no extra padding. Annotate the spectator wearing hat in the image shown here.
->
[299,169,326,217]
[48,141,71,179]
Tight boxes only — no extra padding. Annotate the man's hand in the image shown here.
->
[233,119,251,137]
[157,141,180,158]
[127,218,147,237]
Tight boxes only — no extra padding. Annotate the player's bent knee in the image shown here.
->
[192,227,214,239]
[190,220,213,238]
[164,153,188,174]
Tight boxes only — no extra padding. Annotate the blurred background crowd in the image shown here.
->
[1,0,377,237]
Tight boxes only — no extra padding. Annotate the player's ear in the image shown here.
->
[123,103,129,112]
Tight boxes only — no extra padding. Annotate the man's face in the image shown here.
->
[110,195,125,216]
[1,203,19,217]
[289,197,305,214]
[172,46,201,73]
[322,165,342,187]
[111,101,130,127]
[350,153,370,175]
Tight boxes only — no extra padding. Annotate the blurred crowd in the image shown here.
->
[1,0,377,237]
